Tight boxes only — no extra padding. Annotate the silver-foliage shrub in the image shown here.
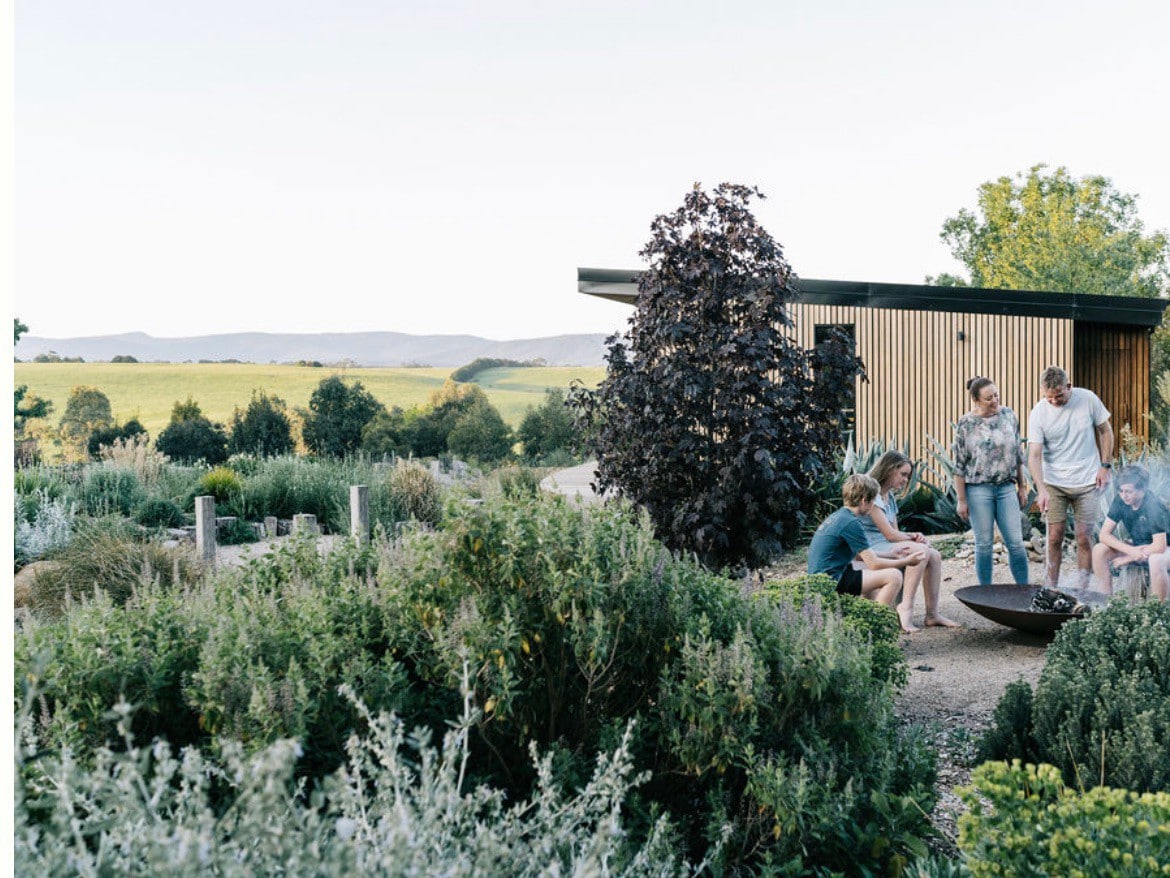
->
[15,687,699,877]
[15,488,75,565]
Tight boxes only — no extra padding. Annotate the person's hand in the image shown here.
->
[1036,488,1050,513]
[1113,555,1133,569]
[1017,484,1029,510]
[1096,466,1112,490]
[908,531,925,543]
[956,499,969,522]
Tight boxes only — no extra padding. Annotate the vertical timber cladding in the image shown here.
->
[791,303,1074,475]
[1074,324,1152,444]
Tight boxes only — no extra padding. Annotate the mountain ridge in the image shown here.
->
[15,330,611,367]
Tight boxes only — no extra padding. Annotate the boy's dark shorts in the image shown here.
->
[836,566,863,596]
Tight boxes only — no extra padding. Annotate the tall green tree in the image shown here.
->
[58,386,114,448]
[14,319,52,432]
[517,387,576,462]
[930,164,1169,297]
[228,391,294,458]
[571,183,864,569]
[301,376,384,457]
[156,398,229,465]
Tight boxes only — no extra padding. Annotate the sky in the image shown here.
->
[13,0,1170,342]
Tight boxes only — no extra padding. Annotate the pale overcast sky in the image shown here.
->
[14,0,1170,341]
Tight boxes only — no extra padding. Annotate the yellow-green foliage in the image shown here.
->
[14,363,604,441]
[958,760,1170,877]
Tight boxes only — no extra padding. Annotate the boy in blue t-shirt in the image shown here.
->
[1091,464,1170,600]
[807,474,923,614]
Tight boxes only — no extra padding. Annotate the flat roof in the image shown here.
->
[578,268,1170,328]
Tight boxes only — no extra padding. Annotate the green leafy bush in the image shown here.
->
[976,679,1040,765]
[981,599,1170,793]
[133,497,185,529]
[385,459,443,525]
[197,466,243,504]
[78,465,145,516]
[217,517,259,545]
[1032,599,1170,792]
[763,573,909,687]
[957,760,1170,876]
[373,495,935,872]
[14,494,935,873]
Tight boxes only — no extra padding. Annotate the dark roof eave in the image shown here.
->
[577,268,1170,328]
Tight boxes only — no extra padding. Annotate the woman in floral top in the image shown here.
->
[952,377,1031,584]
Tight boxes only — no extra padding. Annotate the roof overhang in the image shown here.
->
[578,268,1170,328]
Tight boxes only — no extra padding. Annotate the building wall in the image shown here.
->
[790,303,1076,467]
[1074,324,1152,445]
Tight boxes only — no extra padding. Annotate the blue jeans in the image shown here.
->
[967,482,1030,585]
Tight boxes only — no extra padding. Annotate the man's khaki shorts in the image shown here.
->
[1045,483,1099,528]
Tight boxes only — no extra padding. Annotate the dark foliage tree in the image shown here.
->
[517,387,576,461]
[301,376,384,457]
[446,399,513,463]
[397,381,501,459]
[570,183,864,569]
[156,399,229,465]
[228,391,294,458]
[87,419,147,459]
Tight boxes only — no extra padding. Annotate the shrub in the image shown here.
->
[197,466,243,504]
[217,517,258,545]
[86,418,147,460]
[487,464,544,500]
[15,694,694,877]
[976,679,1040,765]
[15,489,75,566]
[762,573,908,687]
[78,465,145,516]
[96,433,169,487]
[1030,599,1170,792]
[133,497,185,529]
[957,761,1170,876]
[25,517,205,615]
[385,460,443,525]
[233,456,351,531]
[14,494,935,873]
[373,495,935,872]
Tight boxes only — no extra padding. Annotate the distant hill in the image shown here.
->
[14,330,610,367]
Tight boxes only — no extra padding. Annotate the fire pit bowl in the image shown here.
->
[954,584,1111,635]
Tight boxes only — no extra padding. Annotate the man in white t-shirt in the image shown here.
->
[1027,365,1113,587]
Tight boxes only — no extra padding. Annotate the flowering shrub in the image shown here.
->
[957,760,1170,876]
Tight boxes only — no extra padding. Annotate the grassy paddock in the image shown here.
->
[15,362,605,436]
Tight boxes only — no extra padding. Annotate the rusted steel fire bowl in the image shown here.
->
[954,584,1111,635]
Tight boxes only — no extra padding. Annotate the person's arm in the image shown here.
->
[1028,442,1048,512]
[1097,518,1134,556]
[1137,532,1168,560]
[858,548,921,571]
[1095,420,1114,489]
[954,474,969,521]
[868,503,908,543]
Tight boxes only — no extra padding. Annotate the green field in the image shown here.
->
[14,362,606,437]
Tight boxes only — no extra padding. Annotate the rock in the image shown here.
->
[13,561,62,609]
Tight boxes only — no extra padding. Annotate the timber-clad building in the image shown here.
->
[578,268,1170,464]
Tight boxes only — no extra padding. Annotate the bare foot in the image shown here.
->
[925,614,961,629]
[897,605,920,634]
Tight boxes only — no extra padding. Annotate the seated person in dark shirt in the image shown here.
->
[1091,464,1170,600]
[807,474,924,617]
